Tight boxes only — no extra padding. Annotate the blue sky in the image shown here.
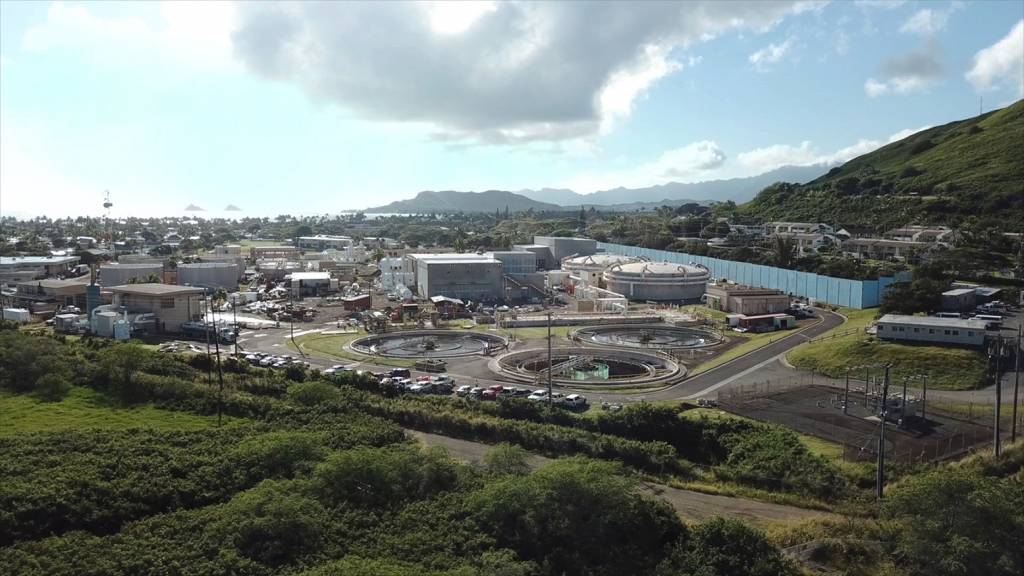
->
[1,1,1021,218]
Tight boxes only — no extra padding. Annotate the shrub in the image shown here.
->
[33,374,71,402]
[287,381,341,406]
[313,445,461,508]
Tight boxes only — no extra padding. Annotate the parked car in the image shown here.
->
[323,364,350,375]
[469,387,485,398]
[389,368,411,378]
[481,385,503,400]
[408,382,431,394]
[259,357,276,367]
[564,394,587,408]
[455,385,473,397]
[527,390,549,402]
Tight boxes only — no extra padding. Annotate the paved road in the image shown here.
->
[409,430,832,525]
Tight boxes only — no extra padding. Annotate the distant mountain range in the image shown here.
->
[365,165,826,213]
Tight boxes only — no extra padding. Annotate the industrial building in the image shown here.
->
[100,263,163,286]
[511,244,556,270]
[876,314,988,347]
[251,245,299,259]
[0,255,79,286]
[941,288,976,313]
[487,251,537,276]
[177,262,239,291]
[286,271,334,297]
[13,276,91,313]
[296,235,353,251]
[404,253,504,301]
[109,284,205,333]
[603,261,709,302]
[705,283,790,315]
[379,257,414,289]
[532,236,598,263]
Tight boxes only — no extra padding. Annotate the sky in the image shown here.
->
[0,0,1021,218]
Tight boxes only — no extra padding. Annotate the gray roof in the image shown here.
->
[878,314,988,329]
[110,283,205,296]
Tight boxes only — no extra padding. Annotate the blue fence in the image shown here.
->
[597,242,911,309]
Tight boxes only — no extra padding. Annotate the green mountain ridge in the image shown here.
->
[741,99,1024,231]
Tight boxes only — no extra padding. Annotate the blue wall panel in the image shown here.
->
[597,242,908,309]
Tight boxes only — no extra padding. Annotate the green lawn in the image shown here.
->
[0,387,231,436]
[786,309,988,390]
[289,331,416,368]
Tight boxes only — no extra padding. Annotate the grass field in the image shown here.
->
[787,309,988,390]
[0,387,231,436]
[289,331,417,368]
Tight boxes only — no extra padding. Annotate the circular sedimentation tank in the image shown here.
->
[350,330,507,358]
[561,253,642,273]
[603,261,709,302]
[572,324,722,349]
[492,346,682,386]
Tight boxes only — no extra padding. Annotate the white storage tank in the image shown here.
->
[93,311,118,337]
[603,261,710,302]
[2,308,31,323]
[177,262,239,291]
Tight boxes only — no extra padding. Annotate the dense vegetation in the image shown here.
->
[1,329,817,576]
[741,100,1024,231]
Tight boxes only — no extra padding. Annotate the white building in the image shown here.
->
[764,222,835,236]
[0,256,80,287]
[404,253,504,301]
[379,257,414,289]
[177,262,239,291]
[296,235,353,251]
[876,314,987,347]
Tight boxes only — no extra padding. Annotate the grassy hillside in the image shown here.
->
[367,189,565,213]
[741,100,1024,231]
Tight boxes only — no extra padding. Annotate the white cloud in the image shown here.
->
[965,20,1024,96]
[229,1,814,143]
[560,140,727,193]
[21,1,239,69]
[864,42,944,96]
[900,8,950,36]
[854,0,906,9]
[864,78,889,97]
[737,125,931,172]
[749,36,796,71]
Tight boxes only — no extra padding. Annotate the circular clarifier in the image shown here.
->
[572,324,722,350]
[350,330,507,358]
[492,346,682,386]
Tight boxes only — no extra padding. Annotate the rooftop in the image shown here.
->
[288,272,331,281]
[0,256,79,266]
[111,283,205,296]
[942,288,976,296]
[878,314,988,329]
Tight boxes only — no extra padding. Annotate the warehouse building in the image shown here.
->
[110,284,205,333]
[286,271,334,297]
[14,275,91,313]
[941,288,976,313]
[177,262,239,291]
[100,263,163,286]
[0,255,79,286]
[512,244,556,270]
[876,314,987,347]
[705,283,790,315]
[603,261,709,302]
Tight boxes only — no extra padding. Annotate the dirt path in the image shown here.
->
[409,430,833,526]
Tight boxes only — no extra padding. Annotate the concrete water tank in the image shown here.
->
[603,261,710,302]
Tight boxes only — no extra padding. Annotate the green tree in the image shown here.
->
[99,343,151,403]
[771,235,798,268]
[482,443,531,476]
[883,468,1024,576]
[657,517,796,576]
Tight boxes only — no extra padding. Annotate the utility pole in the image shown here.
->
[843,368,850,415]
[921,374,928,424]
[203,291,212,386]
[1013,325,1021,443]
[877,364,890,500]
[212,310,225,428]
[232,295,239,356]
[993,337,1003,457]
[900,376,909,429]
[547,310,553,407]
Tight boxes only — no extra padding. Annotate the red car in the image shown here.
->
[480,385,503,400]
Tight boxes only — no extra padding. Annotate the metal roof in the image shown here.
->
[110,283,205,296]
[877,314,988,329]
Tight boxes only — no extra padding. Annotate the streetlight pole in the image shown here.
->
[921,374,928,424]
[900,376,909,429]
[232,295,239,356]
